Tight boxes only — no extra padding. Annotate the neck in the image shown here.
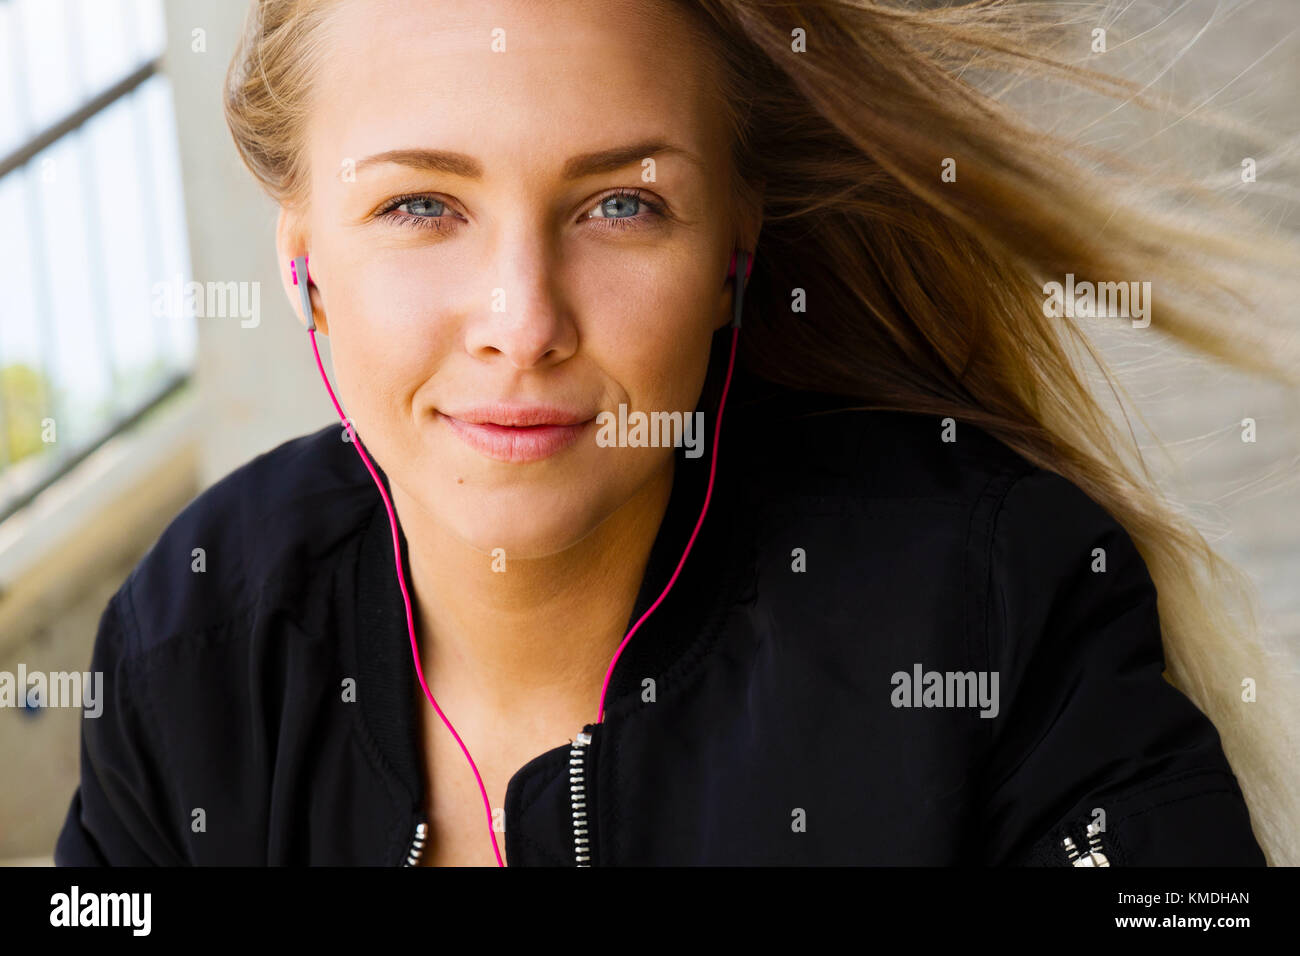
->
[391,459,675,729]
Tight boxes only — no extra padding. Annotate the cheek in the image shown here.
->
[328,280,446,432]
[604,284,717,409]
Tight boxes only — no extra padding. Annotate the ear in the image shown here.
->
[275,206,329,335]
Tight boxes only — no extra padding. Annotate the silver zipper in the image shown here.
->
[1062,819,1110,867]
[404,730,596,867]
[570,731,594,866]
[402,817,428,866]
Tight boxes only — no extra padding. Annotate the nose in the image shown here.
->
[463,246,578,369]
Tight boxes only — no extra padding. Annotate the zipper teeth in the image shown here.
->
[403,819,428,867]
[570,731,593,867]
[404,731,594,868]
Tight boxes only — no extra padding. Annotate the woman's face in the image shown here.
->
[278,0,748,558]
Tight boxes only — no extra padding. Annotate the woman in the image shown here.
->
[55,0,1297,866]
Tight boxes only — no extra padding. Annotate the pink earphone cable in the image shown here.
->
[299,250,747,866]
[595,323,738,724]
[307,329,507,866]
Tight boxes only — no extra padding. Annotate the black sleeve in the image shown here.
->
[977,469,1266,866]
[53,588,186,866]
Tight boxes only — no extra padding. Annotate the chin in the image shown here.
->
[442,483,613,560]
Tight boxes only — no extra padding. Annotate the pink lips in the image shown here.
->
[438,404,594,463]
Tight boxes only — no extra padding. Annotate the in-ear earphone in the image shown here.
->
[726,249,752,327]
[291,256,315,331]
[292,246,752,866]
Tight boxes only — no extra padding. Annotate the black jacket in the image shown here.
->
[53,368,1266,866]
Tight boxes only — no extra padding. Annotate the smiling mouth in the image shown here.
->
[437,412,594,464]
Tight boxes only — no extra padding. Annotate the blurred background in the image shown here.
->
[0,0,328,864]
[0,0,1296,864]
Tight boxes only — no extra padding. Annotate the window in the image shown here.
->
[0,0,195,524]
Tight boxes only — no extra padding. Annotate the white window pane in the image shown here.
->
[130,0,166,60]
[0,174,41,369]
[86,91,159,413]
[0,5,25,155]
[75,0,136,92]
[138,76,195,371]
[0,172,44,464]
[0,0,186,503]
[33,134,114,448]
[14,0,79,132]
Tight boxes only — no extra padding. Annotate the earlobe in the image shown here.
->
[714,290,733,332]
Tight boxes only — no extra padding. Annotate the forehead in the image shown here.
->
[309,0,728,179]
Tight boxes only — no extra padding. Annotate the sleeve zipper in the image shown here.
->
[1062,818,1111,866]
[402,817,428,866]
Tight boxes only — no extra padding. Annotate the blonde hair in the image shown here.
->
[224,0,1300,863]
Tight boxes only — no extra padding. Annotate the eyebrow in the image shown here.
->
[354,139,701,180]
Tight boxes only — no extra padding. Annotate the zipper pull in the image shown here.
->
[1083,819,1111,866]
[1062,819,1111,867]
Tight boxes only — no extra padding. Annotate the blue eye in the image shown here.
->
[586,188,665,231]
[378,193,457,232]
[594,194,638,218]
[400,197,445,217]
